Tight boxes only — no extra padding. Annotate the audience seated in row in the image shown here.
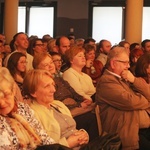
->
[2,31,150,150]
[32,52,99,141]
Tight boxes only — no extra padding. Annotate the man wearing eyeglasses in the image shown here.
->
[96,46,150,150]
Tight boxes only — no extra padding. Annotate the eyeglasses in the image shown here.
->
[35,44,44,47]
[19,61,28,64]
[114,60,130,65]
[53,59,63,63]
[41,61,54,68]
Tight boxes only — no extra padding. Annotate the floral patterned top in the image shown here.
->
[0,102,55,150]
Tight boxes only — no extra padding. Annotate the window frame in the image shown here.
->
[0,2,57,37]
[19,2,57,38]
[88,1,150,43]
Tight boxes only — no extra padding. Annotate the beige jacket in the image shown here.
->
[30,100,75,147]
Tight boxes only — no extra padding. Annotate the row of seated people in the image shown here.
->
[0,67,91,149]
[1,31,150,149]
[1,32,150,84]
[0,33,100,149]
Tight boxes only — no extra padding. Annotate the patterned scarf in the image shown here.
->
[6,112,41,149]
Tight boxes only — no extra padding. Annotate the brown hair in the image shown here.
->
[135,52,150,83]
[83,44,96,53]
[130,48,144,62]
[119,41,130,47]
[33,52,52,69]
[7,52,26,78]
[23,69,52,98]
[65,45,85,62]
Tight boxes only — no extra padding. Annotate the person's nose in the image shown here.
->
[51,85,56,93]
[127,63,130,68]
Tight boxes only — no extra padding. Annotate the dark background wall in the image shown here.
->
[57,0,89,39]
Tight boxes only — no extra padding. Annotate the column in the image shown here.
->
[125,0,143,44]
[4,0,19,44]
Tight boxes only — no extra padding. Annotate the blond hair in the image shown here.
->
[23,69,52,98]
[105,46,127,68]
[0,67,15,93]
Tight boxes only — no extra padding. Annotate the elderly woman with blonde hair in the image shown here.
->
[0,67,57,149]
[23,69,89,149]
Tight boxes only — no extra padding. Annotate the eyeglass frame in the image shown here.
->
[114,60,130,65]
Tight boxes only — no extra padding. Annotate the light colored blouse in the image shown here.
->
[63,67,95,100]
[30,100,76,147]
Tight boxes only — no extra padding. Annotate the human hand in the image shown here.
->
[67,129,89,148]
[86,59,93,68]
[121,70,135,83]
[83,99,93,105]
[80,102,88,108]
[75,129,89,145]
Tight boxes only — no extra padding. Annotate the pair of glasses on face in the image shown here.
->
[42,61,54,68]
[35,44,44,47]
[53,59,63,63]
[114,60,130,65]
[19,61,28,64]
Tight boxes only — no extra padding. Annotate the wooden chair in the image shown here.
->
[95,105,103,135]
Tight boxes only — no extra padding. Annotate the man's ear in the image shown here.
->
[110,60,116,69]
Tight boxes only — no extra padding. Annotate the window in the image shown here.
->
[92,7,123,45]
[29,7,54,38]
[18,2,56,38]
[18,6,26,33]
[90,2,150,44]
[142,7,150,40]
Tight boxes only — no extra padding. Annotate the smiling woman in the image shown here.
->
[23,69,89,149]
[0,67,56,149]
